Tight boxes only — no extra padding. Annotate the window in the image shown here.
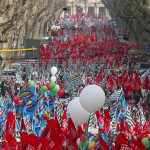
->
[88,7,95,17]
[64,6,71,15]
[99,7,106,18]
[76,6,83,14]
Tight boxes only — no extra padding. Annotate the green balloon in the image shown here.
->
[51,87,57,93]
[50,82,56,90]
[28,80,35,87]
[41,86,48,92]
[142,138,149,147]
[53,92,58,97]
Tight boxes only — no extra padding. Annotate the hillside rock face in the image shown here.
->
[102,0,150,42]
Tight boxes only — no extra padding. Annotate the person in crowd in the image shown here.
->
[14,82,21,96]
[1,80,6,98]
[9,77,14,85]
[141,85,147,98]
[130,90,140,105]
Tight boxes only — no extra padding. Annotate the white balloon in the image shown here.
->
[55,84,60,90]
[67,97,90,125]
[51,76,57,82]
[79,84,105,113]
[51,67,57,75]
[76,138,81,146]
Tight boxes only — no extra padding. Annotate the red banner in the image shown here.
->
[73,34,97,43]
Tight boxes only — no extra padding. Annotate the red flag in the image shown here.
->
[125,122,130,133]
[2,141,10,150]
[77,126,83,137]
[115,133,130,150]
[61,109,67,135]
[133,122,140,135]
[95,110,103,124]
[40,133,63,150]
[99,136,109,150]
[120,118,125,131]
[143,76,149,88]
[83,122,87,131]
[40,119,65,150]
[66,118,78,141]
[26,133,40,149]
[143,119,150,133]
[6,111,15,135]
[20,131,28,149]
[104,109,111,133]
[116,123,120,134]
[131,138,146,150]
[21,117,26,131]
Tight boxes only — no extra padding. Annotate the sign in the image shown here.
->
[88,127,98,135]
[73,34,97,43]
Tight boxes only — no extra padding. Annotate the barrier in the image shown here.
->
[0,48,37,52]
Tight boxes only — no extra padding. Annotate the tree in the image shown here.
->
[102,0,150,43]
[0,0,66,70]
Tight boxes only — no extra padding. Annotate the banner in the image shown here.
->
[73,34,97,43]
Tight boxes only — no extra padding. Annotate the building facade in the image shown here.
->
[61,0,110,18]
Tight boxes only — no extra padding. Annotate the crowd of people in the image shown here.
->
[0,12,149,150]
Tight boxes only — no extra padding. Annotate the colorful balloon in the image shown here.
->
[41,86,48,92]
[46,82,50,90]
[28,80,35,87]
[80,84,105,113]
[13,96,20,104]
[67,97,90,125]
[58,89,65,97]
[55,84,60,90]
[51,76,57,82]
[50,82,56,90]
[50,66,57,75]
[53,92,58,97]
[142,138,149,147]
[51,87,57,93]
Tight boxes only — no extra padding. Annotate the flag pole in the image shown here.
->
[78,115,90,149]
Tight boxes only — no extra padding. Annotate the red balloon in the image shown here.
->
[13,96,20,104]
[46,82,50,90]
[58,89,65,97]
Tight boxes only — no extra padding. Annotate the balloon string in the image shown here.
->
[78,116,90,149]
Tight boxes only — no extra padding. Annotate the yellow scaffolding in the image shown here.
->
[0,48,37,52]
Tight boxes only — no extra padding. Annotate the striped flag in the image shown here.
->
[90,63,97,72]
[55,103,63,125]
[108,89,122,103]
[125,106,135,130]
[138,106,146,125]
[68,58,74,70]
[89,113,96,127]
[109,117,117,133]
[109,101,118,119]
[98,75,107,89]
[70,90,79,99]
[67,74,83,88]
[25,65,32,79]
